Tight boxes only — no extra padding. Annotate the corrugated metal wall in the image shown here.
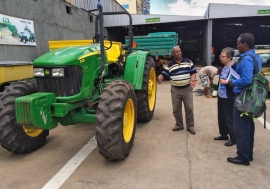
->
[64,0,126,14]
[104,3,270,27]
[103,15,205,27]
[206,3,270,18]
[0,0,96,61]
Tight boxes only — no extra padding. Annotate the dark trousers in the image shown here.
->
[217,97,235,141]
[233,101,255,162]
[171,85,194,129]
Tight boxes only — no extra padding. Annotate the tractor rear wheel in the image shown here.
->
[136,56,157,122]
[96,80,137,161]
[0,80,49,153]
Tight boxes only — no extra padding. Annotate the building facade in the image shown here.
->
[103,3,270,65]
[1,0,269,66]
[0,0,126,62]
[142,0,150,14]
[116,0,144,14]
[65,0,126,13]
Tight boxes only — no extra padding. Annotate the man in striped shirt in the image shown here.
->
[158,46,197,134]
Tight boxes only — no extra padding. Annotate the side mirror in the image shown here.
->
[178,39,182,47]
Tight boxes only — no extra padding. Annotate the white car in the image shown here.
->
[232,49,240,63]
[255,45,270,92]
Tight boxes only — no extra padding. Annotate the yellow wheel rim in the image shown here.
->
[148,67,157,111]
[123,98,135,143]
[23,126,43,137]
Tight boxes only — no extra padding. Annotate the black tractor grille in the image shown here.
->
[36,66,82,97]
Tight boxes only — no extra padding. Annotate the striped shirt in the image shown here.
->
[161,58,197,87]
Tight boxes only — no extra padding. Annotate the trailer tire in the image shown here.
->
[0,80,49,153]
[96,80,137,161]
[136,56,157,122]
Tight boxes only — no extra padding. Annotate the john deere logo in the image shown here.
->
[45,70,50,75]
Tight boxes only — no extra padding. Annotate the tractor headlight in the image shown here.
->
[34,68,44,77]
[52,68,65,77]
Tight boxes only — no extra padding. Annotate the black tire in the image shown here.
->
[23,39,26,43]
[136,56,157,122]
[0,80,49,153]
[96,80,137,161]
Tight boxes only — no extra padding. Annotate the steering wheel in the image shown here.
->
[92,35,112,50]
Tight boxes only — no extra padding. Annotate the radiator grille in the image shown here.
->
[36,66,82,97]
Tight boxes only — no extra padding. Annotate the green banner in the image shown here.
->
[145,18,160,23]
[258,10,270,14]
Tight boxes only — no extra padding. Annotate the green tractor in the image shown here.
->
[0,17,18,36]
[0,0,157,161]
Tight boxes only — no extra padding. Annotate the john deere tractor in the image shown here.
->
[0,0,156,161]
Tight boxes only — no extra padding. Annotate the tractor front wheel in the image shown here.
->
[136,56,157,122]
[0,80,49,153]
[96,80,137,161]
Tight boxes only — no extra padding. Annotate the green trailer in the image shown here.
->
[125,32,178,74]
[0,0,157,161]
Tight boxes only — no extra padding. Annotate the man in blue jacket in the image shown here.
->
[223,33,262,166]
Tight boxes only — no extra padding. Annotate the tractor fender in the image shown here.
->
[124,50,150,90]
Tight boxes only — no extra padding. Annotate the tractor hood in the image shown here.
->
[34,44,101,66]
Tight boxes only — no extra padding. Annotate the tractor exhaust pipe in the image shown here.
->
[95,0,133,79]
[97,0,105,78]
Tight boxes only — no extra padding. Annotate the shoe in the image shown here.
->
[172,126,183,131]
[214,135,229,140]
[224,140,236,146]
[187,128,196,134]
[206,94,213,98]
[227,157,250,166]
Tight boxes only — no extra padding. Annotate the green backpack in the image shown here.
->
[235,54,268,125]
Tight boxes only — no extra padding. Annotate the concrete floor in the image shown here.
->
[0,74,270,189]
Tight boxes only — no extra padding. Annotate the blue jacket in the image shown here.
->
[231,49,262,93]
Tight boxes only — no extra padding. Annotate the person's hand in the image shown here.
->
[219,79,228,85]
[191,80,196,88]
[157,74,164,84]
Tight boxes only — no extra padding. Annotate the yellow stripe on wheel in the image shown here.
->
[148,67,156,111]
[123,99,135,143]
[23,126,43,137]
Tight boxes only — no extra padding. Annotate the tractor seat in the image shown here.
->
[106,44,121,63]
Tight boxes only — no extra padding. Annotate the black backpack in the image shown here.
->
[235,54,268,127]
